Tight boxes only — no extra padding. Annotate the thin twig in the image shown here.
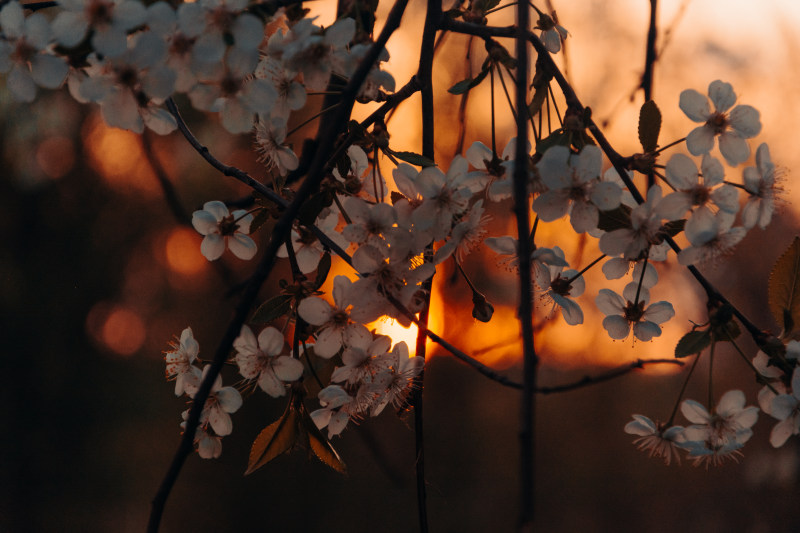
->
[536,358,683,394]
[439,17,773,352]
[640,0,658,102]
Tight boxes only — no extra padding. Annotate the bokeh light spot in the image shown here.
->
[86,302,146,357]
[36,136,74,179]
[165,227,207,276]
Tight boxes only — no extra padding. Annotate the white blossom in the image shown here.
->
[679,80,761,166]
[191,200,257,261]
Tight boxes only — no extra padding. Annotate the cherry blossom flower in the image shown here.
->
[255,116,299,176]
[434,200,491,264]
[0,1,69,103]
[766,367,800,447]
[177,0,264,76]
[410,156,483,241]
[233,325,304,397]
[181,409,222,459]
[278,208,346,274]
[280,17,354,91]
[540,247,584,325]
[484,236,567,289]
[347,243,435,326]
[679,80,761,166]
[52,0,147,58]
[742,143,780,230]
[624,415,685,465]
[188,47,277,134]
[340,196,398,252]
[79,32,177,134]
[658,153,738,221]
[191,200,257,261]
[311,384,373,438]
[164,327,202,396]
[596,283,674,341]
[254,57,306,121]
[599,185,666,261]
[344,43,395,103]
[330,334,392,386]
[187,366,243,437]
[371,341,424,416]
[297,275,372,358]
[680,390,759,467]
[465,138,529,201]
[533,145,621,233]
[677,210,745,266]
[535,12,568,53]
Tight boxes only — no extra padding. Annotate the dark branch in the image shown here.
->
[149,1,411,529]
[536,358,684,394]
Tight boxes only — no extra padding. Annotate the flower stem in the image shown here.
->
[667,351,702,426]
[567,253,606,284]
[653,137,686,155]
[286,102,342,139]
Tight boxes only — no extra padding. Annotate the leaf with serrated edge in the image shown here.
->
[638,100,661,152]
[245,407,298,475]
[251,294,293,324]
[675,330,712,358]
[390,150,436,167]
[769,237,800,332]
[303,410,346,473]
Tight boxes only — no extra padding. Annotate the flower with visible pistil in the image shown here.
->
[680,390,759,467]
[596,283,674,342]
[192,200,257,261]
[679,80,761,166]
[742,143,781,230]
[233,325,304,397]
[624,415,685,465]
[533,145,621,234]
[297,275,371,359]
[164,327,201,396]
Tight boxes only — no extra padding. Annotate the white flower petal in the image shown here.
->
[679,89,710,122]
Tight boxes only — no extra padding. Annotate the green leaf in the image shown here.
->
[447,66,489,95]
[245,407,298,475]
[769,237,800,333]
[252,294,293,324]
[675,330,712,358]
[313,253,331,290]
[389,150,436,168]
[596,204,632,232]
[638,100,662,152]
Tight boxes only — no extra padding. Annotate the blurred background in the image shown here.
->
[2,0,800,531]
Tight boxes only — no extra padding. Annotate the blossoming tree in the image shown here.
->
[2,0,797,530]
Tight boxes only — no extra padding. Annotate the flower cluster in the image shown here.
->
[165,328,242,458]
[625,390,759,467]
[12,0,787,474]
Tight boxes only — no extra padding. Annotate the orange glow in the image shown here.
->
[82,113,158,194]
[86,302,146,356]
[165,227,207,276]
[36,136,74,179]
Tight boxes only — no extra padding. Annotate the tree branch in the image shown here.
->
[536,358,683,394]
[149,1,411,529]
